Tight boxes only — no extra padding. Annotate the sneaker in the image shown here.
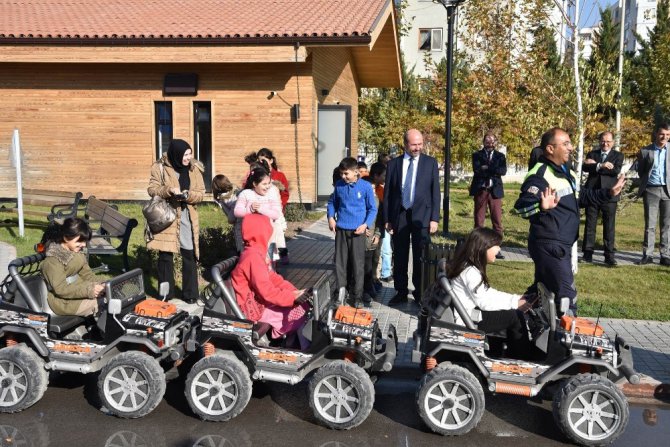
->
[637,255,654,265]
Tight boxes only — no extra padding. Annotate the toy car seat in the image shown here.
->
[208,257,273,345]
[7,254,85,336]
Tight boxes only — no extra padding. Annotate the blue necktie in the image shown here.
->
[402,157,414,209]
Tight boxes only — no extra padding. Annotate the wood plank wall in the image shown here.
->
[311,47,360,157]
[0,60,337,204]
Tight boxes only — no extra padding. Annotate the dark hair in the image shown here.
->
[332,167,341,186]
[43,217,92,246]
[244,166,271,190]
[446,228,502,291]
[654,122,670,134]
[369,162,386,179]
[540,127,567,152]
[357,161,368,170]
[244,151,259,165]
[378,153,391,165]
[339,157,358,171]
[257,147,278,170]
[212,174,233,200]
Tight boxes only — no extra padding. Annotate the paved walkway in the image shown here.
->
[280,216,670,385]
[0,240,16,281]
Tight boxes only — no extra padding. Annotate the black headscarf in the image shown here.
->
[167,139,191,191]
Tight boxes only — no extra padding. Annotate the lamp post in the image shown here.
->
[437,0,466,236]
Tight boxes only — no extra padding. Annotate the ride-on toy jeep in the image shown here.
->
[412,259,638,446]
[183,256,397,430]
[0,253,199,418]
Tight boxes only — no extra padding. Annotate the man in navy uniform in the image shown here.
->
[514,128,625,314]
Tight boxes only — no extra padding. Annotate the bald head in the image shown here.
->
[404,129,424,158]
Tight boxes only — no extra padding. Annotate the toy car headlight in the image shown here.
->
[164,328,178,347]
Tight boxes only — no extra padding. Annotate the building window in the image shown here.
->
[419,28,443,51]
[155,101,173,159]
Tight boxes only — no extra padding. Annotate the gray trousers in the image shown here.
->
[643,186,670,259]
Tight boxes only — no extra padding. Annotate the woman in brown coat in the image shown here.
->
[147,139,205,302]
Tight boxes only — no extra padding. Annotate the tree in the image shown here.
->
[630,0,670,122]
[589,7,619,71]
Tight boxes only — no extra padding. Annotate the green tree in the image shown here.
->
[630,0,670,122]
[589,7,619,70]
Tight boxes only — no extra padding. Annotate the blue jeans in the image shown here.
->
[380,230,392,278]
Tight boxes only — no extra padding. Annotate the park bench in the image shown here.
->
[84,196,138,272]
[0,188,83,222]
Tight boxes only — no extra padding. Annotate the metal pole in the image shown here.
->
[615,0,626,151]
[12,129,24,237]
[443,3,457,236]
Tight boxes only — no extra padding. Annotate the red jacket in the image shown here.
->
[271,169,289,210]
[231,214,296,321]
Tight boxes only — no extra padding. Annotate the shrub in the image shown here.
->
[284,203,308,222]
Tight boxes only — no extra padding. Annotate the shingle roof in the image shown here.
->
[0,0,388,42]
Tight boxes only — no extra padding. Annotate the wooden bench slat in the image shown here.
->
[83,196,138,271]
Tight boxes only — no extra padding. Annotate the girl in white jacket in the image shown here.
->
[447,227,533,357]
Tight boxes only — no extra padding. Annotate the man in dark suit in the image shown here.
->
[581,131,624,266]
[469,132,506,249]
[636,123,670,266]
[383,129,440,305]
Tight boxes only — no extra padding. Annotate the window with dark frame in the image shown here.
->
[155,102,173,160]
[419,28,443,51]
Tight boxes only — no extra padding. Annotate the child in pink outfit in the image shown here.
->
[234,166,286,259]
[231,213,309,349]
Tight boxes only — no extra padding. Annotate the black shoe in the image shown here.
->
[495,252,505,260]
[389,292,408,306]
[373,280,383,293]
[362,293,373,307]
[638,256,654,265]
[661,257,670,266]
[581,251,593,263]
[380,276,393,282]
[604,257,617,267]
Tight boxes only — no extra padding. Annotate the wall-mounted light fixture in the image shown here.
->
[291,104,300,122]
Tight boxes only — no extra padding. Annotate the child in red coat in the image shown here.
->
[231,213,309,349]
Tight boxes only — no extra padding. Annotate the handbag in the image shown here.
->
[143,164,177,234]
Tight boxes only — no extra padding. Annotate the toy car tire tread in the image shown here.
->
[552,373,629,446]
[0,345,49,413]
[308,360,375,430]
[416,364,485,436]
[185,354,252,422]
[97,351,166,419]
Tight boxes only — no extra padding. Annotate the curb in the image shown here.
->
[619,375,670,402]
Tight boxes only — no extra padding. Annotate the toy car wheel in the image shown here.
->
[553,374,629,446]
[308,360,375,430]
[97,351,166,418]
[417,364,485,436]
[0,346,49,413]
[185,354,252,422]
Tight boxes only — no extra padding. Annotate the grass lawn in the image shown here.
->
[488,261,670,321]
[436,183,647,252]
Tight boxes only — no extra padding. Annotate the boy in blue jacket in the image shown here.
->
[328,157,377,308]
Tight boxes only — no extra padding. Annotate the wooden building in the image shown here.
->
[0,0,401,203]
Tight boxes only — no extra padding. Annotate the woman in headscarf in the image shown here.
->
[147,139,205,303]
